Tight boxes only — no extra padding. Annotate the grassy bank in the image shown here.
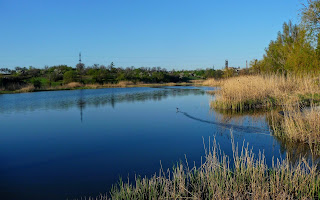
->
[210,75,320,111]
[83,138,320,200]
[207,74,320,152]
[0,80,202,94]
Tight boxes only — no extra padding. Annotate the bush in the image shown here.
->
[30,78,42,89]
[63,71,77,84]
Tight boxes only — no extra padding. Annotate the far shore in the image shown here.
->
[0,80,206,95]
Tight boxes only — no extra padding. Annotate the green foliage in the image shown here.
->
[30,77,42,89]
[251,21,320,75]
[1,61,231,91]
[63,70,77,84]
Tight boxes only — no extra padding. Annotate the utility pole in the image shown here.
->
[79,52,82,64]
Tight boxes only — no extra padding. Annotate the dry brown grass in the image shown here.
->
[115,81,135,87]
[63,82,83,89]
[212,75,320,111]
[17,85,35,93]
[190,79,204,85]
[202,78,223,86]
[270,98,320,149]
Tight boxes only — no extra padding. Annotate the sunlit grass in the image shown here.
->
[211,75,320,111]
[202,78,223,87]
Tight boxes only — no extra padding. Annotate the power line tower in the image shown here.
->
[79,52,82,64]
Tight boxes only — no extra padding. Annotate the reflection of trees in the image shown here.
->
[0,88,205,114]
[77,90,86,122]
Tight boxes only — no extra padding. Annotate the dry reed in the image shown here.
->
[212,75,320,111]
[17,85,35,93]
[202,78,223,87]
[270,98,320,151]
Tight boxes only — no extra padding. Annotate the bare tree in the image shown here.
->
[301,0,320,36]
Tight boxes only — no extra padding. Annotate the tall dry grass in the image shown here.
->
[80,137,320,200]
[212,75,320,111]
[202,78,223,87]
[63,82,83,89]
[270,98,320,151]
[17,85,35,93]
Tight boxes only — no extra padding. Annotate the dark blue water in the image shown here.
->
[0,86,311,200]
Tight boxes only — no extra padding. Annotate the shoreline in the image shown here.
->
[0,81,204,95]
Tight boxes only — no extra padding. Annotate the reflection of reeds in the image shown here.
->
[210,108,268,129]
[211,75,320,112]
[88,138,320,200]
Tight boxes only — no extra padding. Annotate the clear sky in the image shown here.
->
[0,0,305,70]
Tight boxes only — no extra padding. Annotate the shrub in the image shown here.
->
[63,70,77,84]
[30,78,42,89]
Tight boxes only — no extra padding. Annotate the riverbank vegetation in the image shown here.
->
[211,75,320,111]
[270,101,320,154]
[85,139,320,200]
[0,80,199,94]
[0,64,226,94]
[208,1,320,154]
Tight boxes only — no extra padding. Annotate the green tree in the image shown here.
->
[63,71,77,84]
[30,78,42,89]
[76,63,85,83]
[254,21,318,74]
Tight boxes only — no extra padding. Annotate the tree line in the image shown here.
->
[0,62,229,90]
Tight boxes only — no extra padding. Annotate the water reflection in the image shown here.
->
[77,90,86,123]
[1,86,318,200]
[213,108,320,166]
[178,110,270,135]
[0,87,205,116]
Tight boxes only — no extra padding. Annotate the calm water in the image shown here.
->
[0,86,315,200]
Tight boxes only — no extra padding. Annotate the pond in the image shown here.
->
[0,86,316,200]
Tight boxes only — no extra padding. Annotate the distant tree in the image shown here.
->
[76,63,85,83]
[30,78,42,89]
[63,71,77,84]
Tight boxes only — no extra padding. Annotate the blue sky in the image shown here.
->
[0,0,304,70]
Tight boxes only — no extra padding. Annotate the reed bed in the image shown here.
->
[202,78,223,87]
[211,75,320,111]
[81,138,320,200]
[270,98,320,152]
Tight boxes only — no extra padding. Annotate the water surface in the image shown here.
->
[0,86,315,200]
